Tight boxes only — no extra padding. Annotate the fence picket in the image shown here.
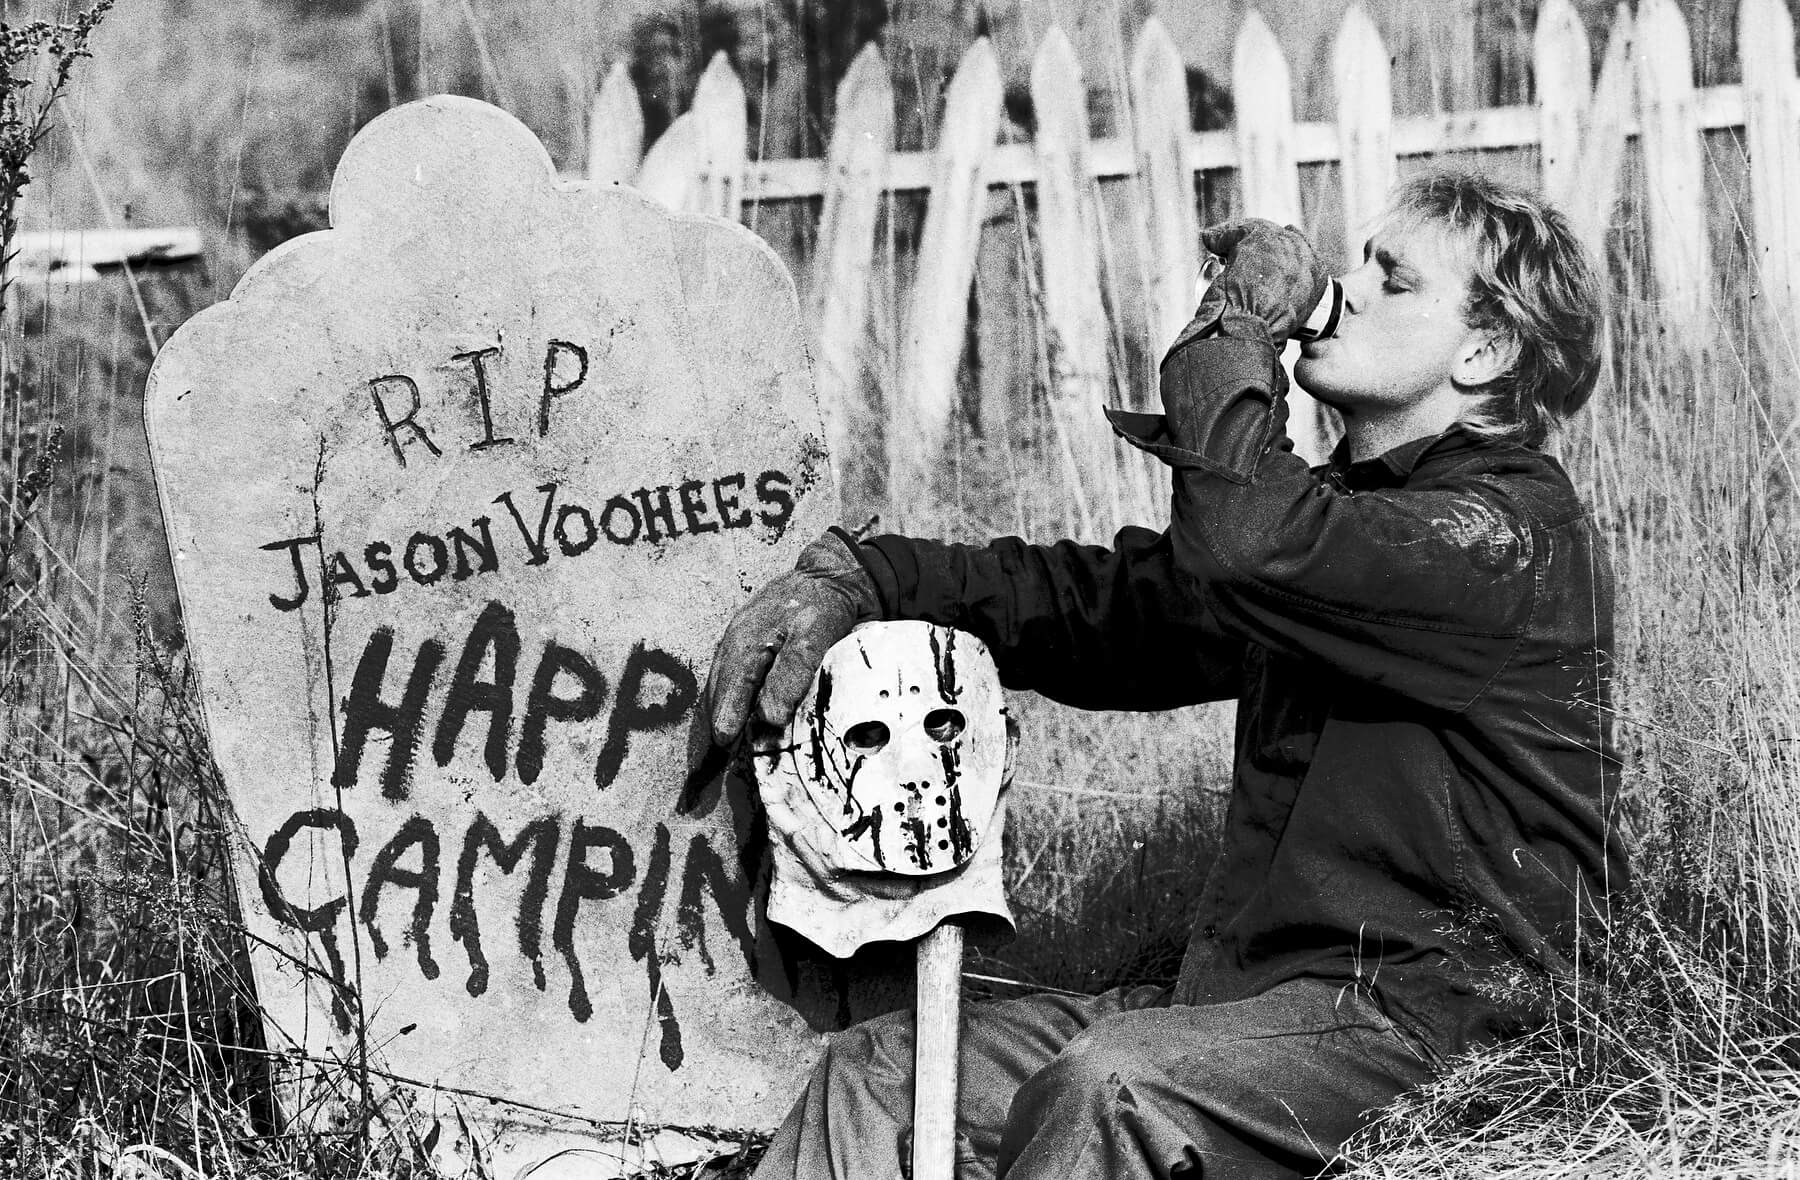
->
[1235,11,1328,464]
[892,38,1002,511]
[635,112,699,211]
[1533,0,1591,215]
[1332,4,1396,259]
[1739,0,1800,375]
[587,62,643,185]
[810,43,893,494]
[1234,12,1303,228]
[1635,0,1710,328]
[1566,3,1633,254]
[1031,26,1117,533]
[691,52,747,219]
[1130,17,1200,358]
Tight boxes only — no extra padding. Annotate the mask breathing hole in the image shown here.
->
[844,721,890,753]
[923,709,965,743]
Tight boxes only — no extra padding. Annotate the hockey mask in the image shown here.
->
[757,621,1015,876]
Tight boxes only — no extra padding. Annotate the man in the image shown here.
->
[707,169,1628,1178]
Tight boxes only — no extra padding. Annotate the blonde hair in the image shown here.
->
[1386,169,1605,449]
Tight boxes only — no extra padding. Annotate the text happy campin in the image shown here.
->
[258,470,796,613]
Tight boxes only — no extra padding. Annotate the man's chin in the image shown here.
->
[1293,358,1339,404]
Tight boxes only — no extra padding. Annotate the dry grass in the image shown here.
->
[4,1,1800,1177]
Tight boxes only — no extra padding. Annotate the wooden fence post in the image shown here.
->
[1130,18,1200,360]
[692,51,748,219]
[1565,3,1634,256]
[892,38,1002,515]
[1533,0,1591,216]
[1232,11,1303,230]
[636,112,699,212]
[587,62,644,186]
[810,43,893,496]
[1234,10,1329,465]
[1332,3,1396,261]
[1635,0,1710,332]
[1739,0,1800,379]
[1031,26,1118,534]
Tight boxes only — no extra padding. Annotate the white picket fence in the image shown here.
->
[586,0,1800,508]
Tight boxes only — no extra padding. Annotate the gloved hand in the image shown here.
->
[705,530,882,744]
[1191,218,1330,349]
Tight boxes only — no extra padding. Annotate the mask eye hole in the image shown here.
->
[923,709,965,743]
[844,721,889,753]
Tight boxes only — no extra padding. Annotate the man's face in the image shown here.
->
[1294,216,1485,413]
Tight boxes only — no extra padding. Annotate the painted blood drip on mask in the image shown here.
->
[809,667,834,792]
[941,744,973,863]
[839,798,884,868]
[840,753,865,821]
[904,807,933,871]
[930,628,961,704]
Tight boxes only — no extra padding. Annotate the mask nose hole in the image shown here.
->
[844,721,889,753]
[923,709,965,743]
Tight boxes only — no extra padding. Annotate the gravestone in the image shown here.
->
[145,95,867,1172]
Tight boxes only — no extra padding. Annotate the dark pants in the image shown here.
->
[752,978,1436,1180]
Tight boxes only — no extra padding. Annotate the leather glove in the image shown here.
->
[705,529,882,744]
[1190,218,1330,349]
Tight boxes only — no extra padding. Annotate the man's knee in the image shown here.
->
[1009,1016,1159,1124]
[820,1006,916,1085]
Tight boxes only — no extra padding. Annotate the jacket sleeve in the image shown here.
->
[838,525,1248,711]
[1108,335,1539,713]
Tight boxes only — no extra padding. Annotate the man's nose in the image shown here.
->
[1337,271,1370,316]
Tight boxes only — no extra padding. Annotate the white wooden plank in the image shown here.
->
[1031,25,1117,533]
[1695,83,1745,131]
[635,112,699,211]
[586,61,643,185]
[691,51,748,219]
[9,227,203,283]
[1739,0,1800,374]
[1534,0,1592,213]
[810,43,893,492]
[1131,17,1201,360]
[893,38,1002,510]
[1234,10,1328,464]
[730,89,1753,203]
[1232,11,1303,226]
[1635,0,1710,328]
[1387,105,1539,157]
[1568,3,1634,253]
[1333,2,1397,261]
[911,923,963,1180]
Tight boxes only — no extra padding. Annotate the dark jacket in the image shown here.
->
[842,332,1628,1060]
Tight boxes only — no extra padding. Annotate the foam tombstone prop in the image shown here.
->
[144,95,866,1169]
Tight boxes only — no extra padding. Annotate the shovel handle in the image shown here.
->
[912,921,964,1180]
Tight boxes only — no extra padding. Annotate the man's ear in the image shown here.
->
[1453,328,1519,388]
